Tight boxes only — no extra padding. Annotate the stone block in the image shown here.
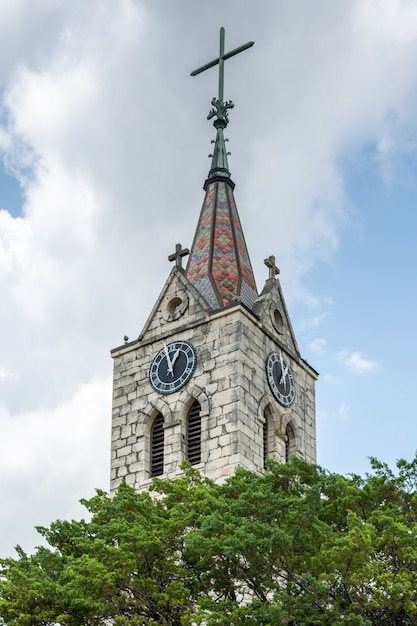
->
[121,424,132,439]
[116,444,132,457]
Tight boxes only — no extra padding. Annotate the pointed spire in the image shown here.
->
[185,177,258,309]
[186,29,258,310]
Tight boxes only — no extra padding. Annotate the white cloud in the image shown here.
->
[246,0,417,302]
[311,313,330,329]
[338,402,348,420]
[339,350,379,373]
[0,366,15,382]
[0,376,110,557]
[310,338,327,353]
[0,0,416,558]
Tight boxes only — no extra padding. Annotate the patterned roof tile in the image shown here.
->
[186,180,258,309]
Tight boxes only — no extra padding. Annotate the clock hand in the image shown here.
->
[278,352,289,388]
[163,343,174,376]
[171,349,180,368]
[279,363,289,389]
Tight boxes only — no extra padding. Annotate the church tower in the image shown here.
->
[110,29,317,492]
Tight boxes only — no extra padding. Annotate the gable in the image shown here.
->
[138,267,211,342]
[253,278,300,357]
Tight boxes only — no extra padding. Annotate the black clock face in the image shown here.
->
[149,341,196,394]
[266,351,296,406]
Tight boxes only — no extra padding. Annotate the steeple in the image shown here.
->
[110,28,317,493]
[185,28,258,310]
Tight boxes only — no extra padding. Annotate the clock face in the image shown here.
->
[266,351,296,406]
[149,340,196,395]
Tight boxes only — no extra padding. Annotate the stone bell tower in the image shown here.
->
[110,28,317,492]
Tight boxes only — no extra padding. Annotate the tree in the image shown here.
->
[1,456,417,625]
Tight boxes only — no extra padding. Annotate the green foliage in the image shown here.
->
[1,456,417,625]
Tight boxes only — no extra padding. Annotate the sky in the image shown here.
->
[0,0,417,558]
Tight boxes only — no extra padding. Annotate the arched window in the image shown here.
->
[186,400,201,465]
[263,406,274,469]
[150,413,164,477]
[285,423,296,463]
[263,413,269,469]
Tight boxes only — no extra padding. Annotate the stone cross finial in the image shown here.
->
[264,255,280,280]
[168,243,190,269]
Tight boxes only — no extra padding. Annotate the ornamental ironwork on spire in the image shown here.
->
[186,28,258,310]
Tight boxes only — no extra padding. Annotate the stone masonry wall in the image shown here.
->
[111,300,317,492]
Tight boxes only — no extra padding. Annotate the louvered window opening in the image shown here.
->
[285,424,294,464]
[151,414,164,477]
[263,419,268,469]
[187,401,201,465]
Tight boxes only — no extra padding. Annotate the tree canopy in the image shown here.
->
[1,455,417,625]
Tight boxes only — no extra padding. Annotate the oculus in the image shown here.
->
[271,305,284,334]
[163,290,189,321]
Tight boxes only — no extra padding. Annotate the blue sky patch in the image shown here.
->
[0,162,23,217]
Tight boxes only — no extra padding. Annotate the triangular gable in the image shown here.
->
[253,278,300,357]
[138,267,211,342]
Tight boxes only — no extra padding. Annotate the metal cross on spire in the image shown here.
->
[191,27,254,126]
